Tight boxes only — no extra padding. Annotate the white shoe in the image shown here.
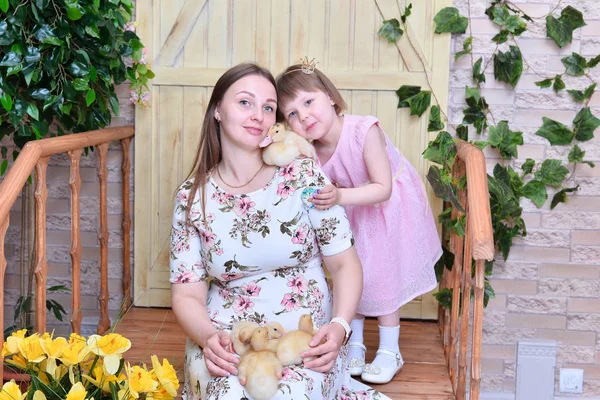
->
[360,349,404,384]
[348,342,367,376]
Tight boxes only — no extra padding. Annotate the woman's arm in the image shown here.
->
[171,282,239,376]
[301,246,363,372]
[313,125,393,208]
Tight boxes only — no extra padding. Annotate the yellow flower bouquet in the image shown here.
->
[1,330,179,400]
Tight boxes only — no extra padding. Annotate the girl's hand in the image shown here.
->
[203,331,239,377]
[300,323,345,373]
[313,184,340,209]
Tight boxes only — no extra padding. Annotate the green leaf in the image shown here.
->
[522,179,547,207]
[85,25,100,38]
[522,158,535,175]
[462,90,488,134]
[456,125,468,141]
[546,6,586,48]
[423,131,456,165]
[401,3,412,23]
[378,18,403,43]
[568,89,585,102]
[491,29,509,44]
[0,51,21,66]
[406,91,431,117]
[434,7,468,34]
[109,95,120,116]
[426,165,464,212]
[428,105,444,132]
[535,117,574,145]
[551,185,580,210]
[562,52,587,75]
[396,85,421,108]
[24,46,40,63]
[0,0,8,13]
[535,78,553,88]
[494,46,523,87]
[0,159,7,176]
[26,103,39,121]
[434,288,453,310]
[473,140,488,150]
[553,74,566,92]
[488,121,523,159]
[73,78,90,91]
[30,88,50,101]
[1,93,12,112]
[573,107,600,142]
[0,20,14,46]
[34,25,63,46]
[568,144,585,163]
[473,57,486,84]
[588,55,600,68]
[534,159,569,187]
[68,61,90,77]
[86,90,96,106]
[455,37,472,61]
[584,83,597,99]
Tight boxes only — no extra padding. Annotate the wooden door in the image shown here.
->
[134,0,451,320]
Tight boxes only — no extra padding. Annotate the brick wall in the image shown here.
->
[1,83,135,336]
[451,0,600,398]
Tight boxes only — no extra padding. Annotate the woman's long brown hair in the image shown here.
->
[184,63,276,223]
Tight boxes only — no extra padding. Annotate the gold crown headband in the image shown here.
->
[283,57,319,76]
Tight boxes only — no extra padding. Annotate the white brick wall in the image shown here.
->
[1,82,135,336]
[450,0,600,397]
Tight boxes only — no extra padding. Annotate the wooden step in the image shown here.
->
[114,308,454,399]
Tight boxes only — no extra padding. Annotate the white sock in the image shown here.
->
[348,318,365,360]
[372,325,401,368]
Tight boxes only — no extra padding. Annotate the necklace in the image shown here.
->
[216,163,266,189]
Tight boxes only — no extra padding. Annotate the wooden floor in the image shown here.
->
[114,308,454,400]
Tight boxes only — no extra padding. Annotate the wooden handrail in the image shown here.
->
[438,140,494,400]
[455,141,495,260]
[0,127,134,224]
[0,126,134,382]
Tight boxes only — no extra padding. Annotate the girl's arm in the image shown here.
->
[313,125,392,208]
[171,282,240,376]
[301,246,363,372]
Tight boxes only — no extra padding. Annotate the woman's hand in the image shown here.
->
[312,184,341,209]
[202,331,239,377]
[300,322,346,373]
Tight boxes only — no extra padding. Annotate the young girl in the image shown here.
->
[275,64,442,384]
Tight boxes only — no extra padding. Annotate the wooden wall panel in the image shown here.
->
[135,0,452,319]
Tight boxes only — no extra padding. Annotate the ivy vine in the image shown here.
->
[375,0,599,309]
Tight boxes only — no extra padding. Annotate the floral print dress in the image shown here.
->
[170,159,388,400]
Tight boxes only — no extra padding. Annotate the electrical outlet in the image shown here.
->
[560,368,584,393]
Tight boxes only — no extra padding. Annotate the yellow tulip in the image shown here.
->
[69,333,86,344]
[5,354,28,370]
[87,334,131,375]
[146,386,173,400]
[0,381,26,400]
[2,329,28,358]
[40,336,68,377]
[83,362,126,393]
[59,341,91,367]
[65,382,87,400]
[33,390,47,400]
[120,364,158,399]
[17,333,46,363]
[150,356,179,397]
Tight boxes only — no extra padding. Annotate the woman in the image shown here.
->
[169,63,388,399]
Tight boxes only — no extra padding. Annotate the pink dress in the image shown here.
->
[321,115,442,316]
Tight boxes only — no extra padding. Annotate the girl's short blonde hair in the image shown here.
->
[276,64,347,121]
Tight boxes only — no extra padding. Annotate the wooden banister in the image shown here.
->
[0,126,134,381]
[438,140,494,400]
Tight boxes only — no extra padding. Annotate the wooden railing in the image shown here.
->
[438,141,495,400]
[0,126,135,380]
